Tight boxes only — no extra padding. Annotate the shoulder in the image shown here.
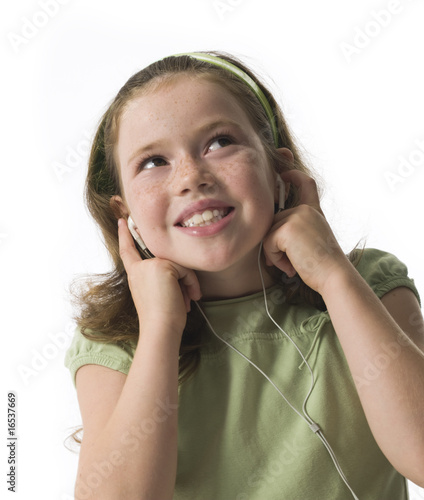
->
[354,248,421,305]
[64,326,135,388]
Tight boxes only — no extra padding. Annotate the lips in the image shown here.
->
[180,208,231,227]
[174,199,234,227]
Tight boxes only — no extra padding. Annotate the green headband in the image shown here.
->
[173,52,279,147]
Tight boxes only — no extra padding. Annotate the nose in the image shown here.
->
[171,155,218,196]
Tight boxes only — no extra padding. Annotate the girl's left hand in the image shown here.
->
[262,170,351,295]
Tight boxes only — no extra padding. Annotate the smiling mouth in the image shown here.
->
[178,207,234,228]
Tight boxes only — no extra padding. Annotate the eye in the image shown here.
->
[139,156,167,171]
[208,135,234,153]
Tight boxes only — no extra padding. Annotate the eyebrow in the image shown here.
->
[127,119,243,166]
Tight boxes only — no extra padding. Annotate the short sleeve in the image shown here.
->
[355,248,421,306]
[64,327,135,388]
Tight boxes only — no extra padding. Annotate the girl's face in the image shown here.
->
[115,75,279,274]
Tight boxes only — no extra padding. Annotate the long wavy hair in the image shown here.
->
[71,50,362,396]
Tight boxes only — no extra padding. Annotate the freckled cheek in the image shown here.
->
[219,155,274,204]
[127,181,167,227]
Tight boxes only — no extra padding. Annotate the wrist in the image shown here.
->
[137,319,184,352]
[318,258,359,300]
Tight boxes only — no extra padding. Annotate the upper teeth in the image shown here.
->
[181,208,228,228]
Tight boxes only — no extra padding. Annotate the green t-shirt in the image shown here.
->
[65,249,421,499]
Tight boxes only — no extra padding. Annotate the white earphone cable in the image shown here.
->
[193,241,359,499]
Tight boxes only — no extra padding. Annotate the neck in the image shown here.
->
[196,249,276,301]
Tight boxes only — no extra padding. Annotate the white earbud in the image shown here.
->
[277,175,286,212]
[127,216,155,258]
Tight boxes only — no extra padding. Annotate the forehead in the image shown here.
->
[118,74,253,136]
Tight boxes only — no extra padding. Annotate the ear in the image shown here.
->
[110,195,129,220]
[275,147,294,172]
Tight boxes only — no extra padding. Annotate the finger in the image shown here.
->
[264,246,297,277]
[176,266,202,302]
[269,206,296,227]
[279,170,322,211]
[117,218,143,269]
[262,233,296,277]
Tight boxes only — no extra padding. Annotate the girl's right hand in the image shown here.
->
[117,218,202,335]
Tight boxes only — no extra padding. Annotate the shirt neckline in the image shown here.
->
[199,284,281,309]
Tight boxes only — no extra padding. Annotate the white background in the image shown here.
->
[1,0,424,498]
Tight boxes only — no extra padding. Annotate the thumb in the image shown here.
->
[178,268,202,305]
[262,241,296,277]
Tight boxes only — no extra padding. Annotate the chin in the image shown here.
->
[184,251,250,274]
[186,260,230,273]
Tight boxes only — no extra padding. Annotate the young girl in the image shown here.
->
[65,51,424,499]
